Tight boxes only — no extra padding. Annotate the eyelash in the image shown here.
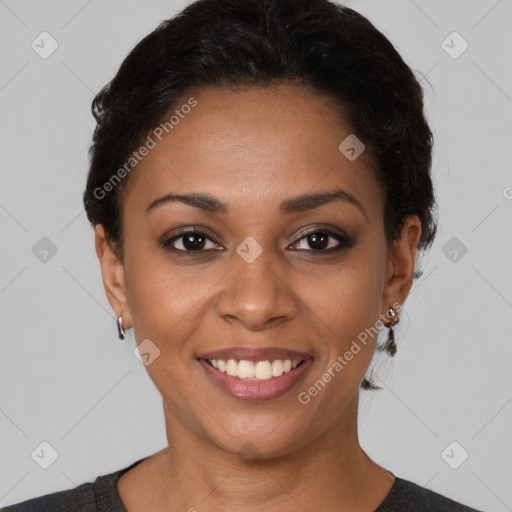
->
[161,227,353,256]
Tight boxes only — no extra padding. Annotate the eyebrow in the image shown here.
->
[145,187,367,218]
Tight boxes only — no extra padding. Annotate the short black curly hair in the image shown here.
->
[83,0,437,391]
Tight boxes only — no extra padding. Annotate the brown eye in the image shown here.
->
[163,230,221,253]
[290,229,353,253]
[305,232,329,250]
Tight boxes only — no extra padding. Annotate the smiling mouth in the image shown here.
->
[203,358,305,380]
[196,346,313,401]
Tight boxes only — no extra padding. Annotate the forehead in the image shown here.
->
[123,84,382,219]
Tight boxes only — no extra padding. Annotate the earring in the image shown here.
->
[384,306,399,356]
[117,315,126,340]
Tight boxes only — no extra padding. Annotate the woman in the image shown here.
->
[2,0,483,510]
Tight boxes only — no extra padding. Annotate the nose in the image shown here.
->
[216,249,299,331]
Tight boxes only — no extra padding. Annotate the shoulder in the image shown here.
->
[0,457,146,512]
[376,476,483,512]
[0,481,97,512]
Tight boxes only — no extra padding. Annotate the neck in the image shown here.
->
[123,392,394,512]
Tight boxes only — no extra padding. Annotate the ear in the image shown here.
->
[381,215,422,316]
[94,224,132,329]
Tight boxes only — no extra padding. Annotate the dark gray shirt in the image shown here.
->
[0,457,483,511]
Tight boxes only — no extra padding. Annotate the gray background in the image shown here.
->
[0,0,511,510]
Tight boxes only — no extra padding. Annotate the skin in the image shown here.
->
[95,84,421,511]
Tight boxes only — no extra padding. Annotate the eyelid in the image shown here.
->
[162,228,222,251]
[289,227,353,252]
[162,225,353,254]
[293,224,350,243]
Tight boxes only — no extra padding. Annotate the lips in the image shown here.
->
[198,346,312,362]
[197,346,313,402]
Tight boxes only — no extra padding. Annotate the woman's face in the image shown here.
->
[96,84,420,459]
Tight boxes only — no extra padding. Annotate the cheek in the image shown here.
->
[300,248,386,388]
[311,254,385,335]
[295,262,384,413]
[123,244,219,351]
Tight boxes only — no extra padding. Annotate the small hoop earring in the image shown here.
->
[117,315,126,341]
[384,306,399,356]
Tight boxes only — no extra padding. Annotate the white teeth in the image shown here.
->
[226,359,238,376]
[254,361,272,380]
[207,358,303,380]
[237,360,255,379]
[271,359,283,377]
